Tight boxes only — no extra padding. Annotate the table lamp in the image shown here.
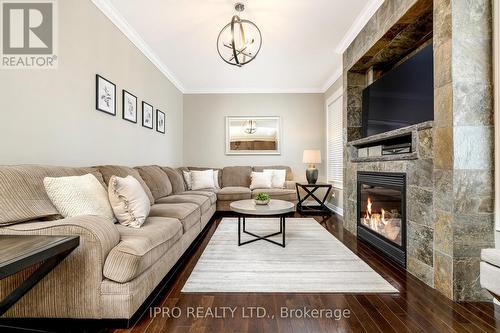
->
[303,150,321,184]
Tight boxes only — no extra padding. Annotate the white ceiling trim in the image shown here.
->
[184,88,324,95]
[335,0,384,54]
[92,0,381,95]
[91,0,186,93]
[321,65,343,93]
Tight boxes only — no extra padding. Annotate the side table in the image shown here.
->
[0,235,79,316]
[295,183,333,214]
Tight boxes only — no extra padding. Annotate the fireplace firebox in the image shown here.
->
[357,172,406,267]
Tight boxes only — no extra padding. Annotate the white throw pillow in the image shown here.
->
[191,169,215,190]
[250,171,272,190]
[44,174,115,222]
[108,175,150,228]
[264,169,287,188]
[182,170,192,190]
[213,170,220,189]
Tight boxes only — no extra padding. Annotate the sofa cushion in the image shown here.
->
[149,203,201,232]
[252,166,293,181]
[155,194,211,214]
[251,188,297,201]
[135,165,172,200]
[481,249,500,268]
[217,187,251,201]
[180,190,217,205]
[160,167,186,194]
[98,165,154,205]
[103,216,182,283]
[222,166,252,187]
[0,165,105,226]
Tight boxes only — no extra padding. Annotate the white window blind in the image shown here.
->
[327,96,343,188]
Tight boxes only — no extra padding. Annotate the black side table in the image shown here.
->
[0,235,79,316]
[296,183,333,214]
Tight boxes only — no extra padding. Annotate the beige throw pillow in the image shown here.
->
[250,171,272,190]
[43,174,115,222]
[264,169,287,188]
[108,175,150,228]
[191,169,215,190]
[182,170,193,190]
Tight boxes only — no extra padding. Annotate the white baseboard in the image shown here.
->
[326,202,343,216]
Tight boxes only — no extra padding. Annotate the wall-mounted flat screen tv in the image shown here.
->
[361,43,434,138]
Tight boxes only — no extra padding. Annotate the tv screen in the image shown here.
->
[362,43,434,138]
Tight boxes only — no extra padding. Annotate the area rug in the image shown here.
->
[182,218,398,293]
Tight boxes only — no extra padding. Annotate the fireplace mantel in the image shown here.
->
[348,121,433,163]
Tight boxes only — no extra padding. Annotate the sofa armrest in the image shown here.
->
[0,216,120,318]
[284,180,297,190]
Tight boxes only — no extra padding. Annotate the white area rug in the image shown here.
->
[182,218,398,293]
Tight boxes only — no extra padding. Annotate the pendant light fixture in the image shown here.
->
[217,2,262,67]
[243,119,257,134]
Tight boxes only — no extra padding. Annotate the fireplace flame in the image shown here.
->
[362,197,400,241]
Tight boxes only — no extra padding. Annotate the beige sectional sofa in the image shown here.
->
[0,164,296,322]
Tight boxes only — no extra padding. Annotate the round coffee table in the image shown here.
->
[230,199,295,248]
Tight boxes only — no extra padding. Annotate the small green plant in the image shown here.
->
[255,193,270,201]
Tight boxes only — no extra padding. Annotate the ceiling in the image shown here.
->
[93,0,384,93]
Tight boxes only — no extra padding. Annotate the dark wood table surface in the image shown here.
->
[0,235,79,315]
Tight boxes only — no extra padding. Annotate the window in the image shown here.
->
[326,89,343,189]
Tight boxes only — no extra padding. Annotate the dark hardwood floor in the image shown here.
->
[112,213,500,333]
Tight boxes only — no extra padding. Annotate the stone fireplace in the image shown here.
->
[342,0,495,302]
[357,172,406,267]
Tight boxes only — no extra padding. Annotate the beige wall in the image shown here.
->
[324,76,344,215]
[183,93,325,182]
[0,0,183,167]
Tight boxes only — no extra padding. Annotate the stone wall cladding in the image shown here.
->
[342,0,494,301]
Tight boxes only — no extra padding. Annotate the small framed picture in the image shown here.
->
[96,74,116,115]
[122,90,137,123]
[142,102,154,129]
[156,109,165,134]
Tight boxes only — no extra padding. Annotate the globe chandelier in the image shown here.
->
[243,119,257,134]
[217,2,262,67]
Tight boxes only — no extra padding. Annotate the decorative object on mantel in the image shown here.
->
[122,90,137,123]
[95,74,116,116]
[302,150,321,184]
[254,192,270,205]
[216,2,262,67]
[226,116,281,155]
[142,102,154,129]
[156,109,165,134]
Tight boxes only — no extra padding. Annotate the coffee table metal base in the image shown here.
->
[238,216,286,248]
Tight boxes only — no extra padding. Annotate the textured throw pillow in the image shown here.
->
[43,174,115,222]
[108,175,150,228]
[213,170,221,189]
[250,171,272,190]
[264,169,287,188]
[191,170,215,190]
[182,170,193,190]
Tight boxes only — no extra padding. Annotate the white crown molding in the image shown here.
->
[335,0,384,54]
[321,65,343,93]
[184,88,324,94]
[91,0,186,93]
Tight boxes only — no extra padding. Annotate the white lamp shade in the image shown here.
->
[303,150,321,164]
